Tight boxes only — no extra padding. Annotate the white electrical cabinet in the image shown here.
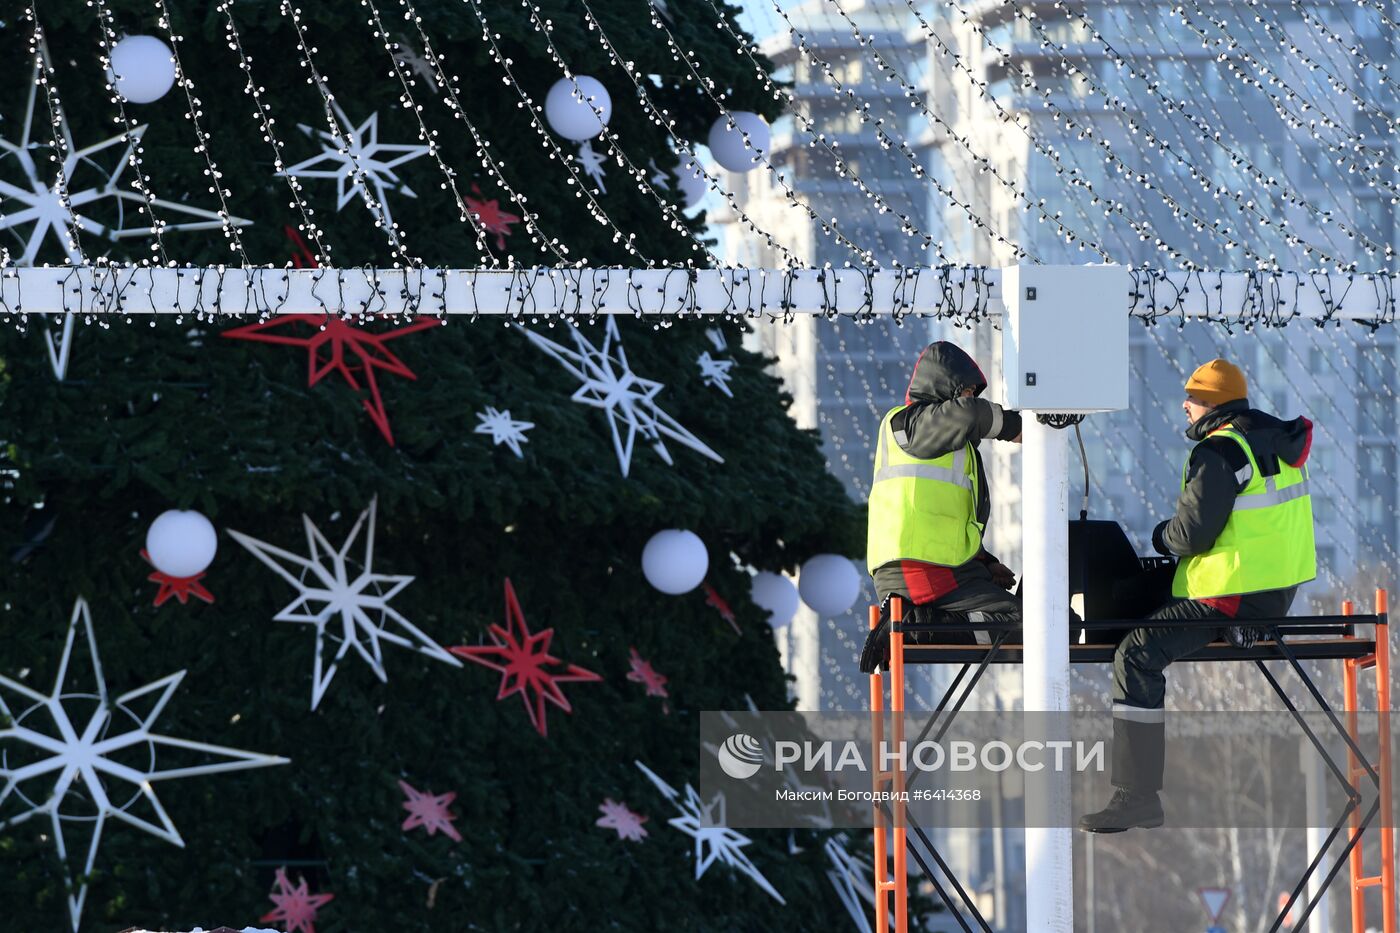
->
[999,264,1130,412]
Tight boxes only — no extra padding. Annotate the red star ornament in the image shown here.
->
[451,578,601,738]
[465,184,521,252]
[703,582,740,635]
[222,314,438,446]
[261,866,334,933]
[140,549,214,607]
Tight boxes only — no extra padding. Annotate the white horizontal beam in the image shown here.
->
[0,266,994,319]
[0,266,1394,323]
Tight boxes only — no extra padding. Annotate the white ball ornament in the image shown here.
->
[544,76,613,142]
[641,529,709,595]
[145,510,218,579]
[107,35,177,104]
[707,112,771,173]
[750,572,799,629]
[673,156,707,210]
[797,554,862,617]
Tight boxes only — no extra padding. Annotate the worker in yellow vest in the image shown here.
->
[1080,358,1316,832]
[858,342,1023,673]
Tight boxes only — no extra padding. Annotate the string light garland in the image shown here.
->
[456,0,659,265]
[768,0,1101,263]
[939,0,1316,270]
[394,0,573,264]
[901,0,1223,267]
[358,0,499,264]
[89,0,173,266]
[700,0,1024,268]
[277,0,418,264]
[216,1,333,265]
[631,0,947,266]
[569,0,810,269]
[1029,0,1388,267]
[149,0,251,263]
[471,0,842,270]
[23,9,86,266]
[1084,1,1359,268]
[1182,0,1400,229]
[23,8,87,379]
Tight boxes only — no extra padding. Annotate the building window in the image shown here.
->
[1357,443,1397,542]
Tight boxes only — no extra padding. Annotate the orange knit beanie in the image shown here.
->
[1184,358,1248,407]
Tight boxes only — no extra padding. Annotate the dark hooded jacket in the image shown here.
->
[1154,399,1314,563]
[870,342,1023,603]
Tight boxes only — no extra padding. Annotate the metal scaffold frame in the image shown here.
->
[868,591,1395,933]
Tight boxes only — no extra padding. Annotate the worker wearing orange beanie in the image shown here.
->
[1080,358,1317,833]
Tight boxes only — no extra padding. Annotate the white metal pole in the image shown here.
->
[1302,736,1331,933]
[1022,415,1073,933]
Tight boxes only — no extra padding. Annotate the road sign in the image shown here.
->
[1198,887,1232,922]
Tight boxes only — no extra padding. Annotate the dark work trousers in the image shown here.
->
[1110,587,1298,794]
[882,580,1020,647]
[1110,598,1223,794]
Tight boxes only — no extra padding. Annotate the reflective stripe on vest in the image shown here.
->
[1172,426,1317,599]
[866,405,982,573]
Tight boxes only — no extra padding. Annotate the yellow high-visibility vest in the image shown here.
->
[866,405,982,573]
[1172,426,1317,598]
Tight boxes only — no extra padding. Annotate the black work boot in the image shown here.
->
[1077,787,1164,833]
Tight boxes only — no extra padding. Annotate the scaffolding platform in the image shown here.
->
[868,591,1395,933]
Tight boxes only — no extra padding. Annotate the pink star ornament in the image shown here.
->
[261,866,335,933]
[399,779,462,842]
[596,798,649,842]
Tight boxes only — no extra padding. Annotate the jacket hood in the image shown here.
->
[904,342,988,404]
[1189,399,1313,468]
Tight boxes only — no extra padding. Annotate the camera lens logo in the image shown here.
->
[717,733,764,780]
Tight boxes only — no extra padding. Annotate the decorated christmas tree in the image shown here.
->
[0,1,864,930]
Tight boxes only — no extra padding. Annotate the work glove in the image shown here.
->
[988,562,1017,591]
[858,616,891,674]
[1150,520,1173,557]
[1225,625,1269,649]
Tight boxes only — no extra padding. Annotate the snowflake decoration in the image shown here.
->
[474,406,533,458]
[0,66,250,379]
[0,597,287,932]
[261,866,335,933]
[228,498,462,711]
[575,140,608,193]
[519,318,723,478]
[824,834,881,933]
[634,760,786,904]
[279,99,429,230]
[704,328,727,352]
[398,779,461,842]
[464,184,520,252]
[596,798,649,842]
[697,352,735,398]
[393,38,439,90]
[647,159,668,188]
[715,699,832,828]
[450,578,601,738]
